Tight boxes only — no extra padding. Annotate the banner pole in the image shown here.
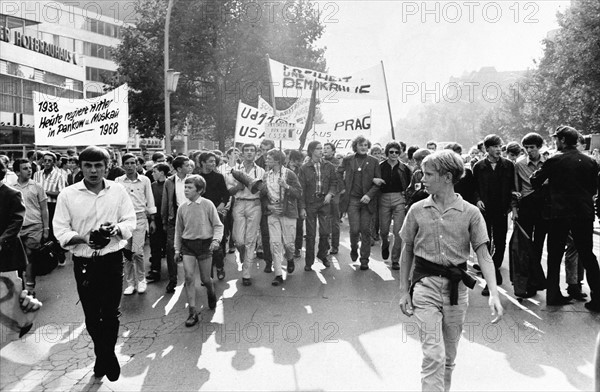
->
[381,61,395,140]
[265,54,282,150]
[234,100,241,146]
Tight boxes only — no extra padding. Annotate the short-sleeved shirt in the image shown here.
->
[400,194,488,266]
[13,180,47,226]
[33,167,65,203]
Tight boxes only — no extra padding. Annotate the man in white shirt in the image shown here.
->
[53,146,136,382]
[115,153,157,295]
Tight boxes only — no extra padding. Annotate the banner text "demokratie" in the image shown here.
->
[283,64,371,95]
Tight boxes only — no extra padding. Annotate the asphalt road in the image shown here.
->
[1,221,599,391]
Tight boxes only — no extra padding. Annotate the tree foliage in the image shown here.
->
[110,0,327,149]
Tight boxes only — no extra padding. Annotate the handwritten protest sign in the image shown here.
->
[269,59,386,101]
[234,101,292,145]
[258,95,311,124]
[265,123,298,140]
[33,84,129,146]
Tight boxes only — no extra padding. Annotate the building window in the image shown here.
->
[86,66,116,83]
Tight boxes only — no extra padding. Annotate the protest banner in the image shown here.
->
[265,123,298,141]
[307,112,372,153]
[268,58,386,101]
[258,95,311,124]
[234,101,292,145]
[33,84,129,146]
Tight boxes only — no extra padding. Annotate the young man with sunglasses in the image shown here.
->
[373,141,412,270]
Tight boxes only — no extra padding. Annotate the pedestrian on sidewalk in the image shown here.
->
[53,146,136,382]
[399,150,503,391]
[174,175,223,327]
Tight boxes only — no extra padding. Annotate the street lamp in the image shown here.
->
[164,0,178,154]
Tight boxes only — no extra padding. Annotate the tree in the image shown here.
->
[110,0,327,150]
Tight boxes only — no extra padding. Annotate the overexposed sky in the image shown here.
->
[315,0,569,128]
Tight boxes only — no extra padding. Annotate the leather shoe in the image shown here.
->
[330,248,338,255]
[264,262,273,273]
[242,278,252,286]
[481,285,490,296]
[381,246,390,260]
[217,268,226,281]
[350,250,358,261]
[391,262,400,270]
[304,265,312,271]
[145,271,160,283]
[165,281,176,294]
[359,263,369,271]
[93,357,106,378]
[272,276,284,286]
[318,257,331,268]
[546,296,573,306]
[287,260,295,273]
[567,284,587,301]
[185,312,199,327]
[584,301,600,312]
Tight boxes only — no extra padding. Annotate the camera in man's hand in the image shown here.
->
[89,227,111,249]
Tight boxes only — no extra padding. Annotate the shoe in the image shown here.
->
[567,284,587,301]
[228,248,236,254]
[105,354,120,382]
[123,285,135,295]
[584,301,600,312]
[359,263,369,271]
[350,250,358,261]
[482,285,489,296]
[145,271,160,283]
[242,278,252,286]
[392,262,400,270]
[185,312,199,327]
[546,296,573,306]
[304,265,312,271]
[381,246,390,260]
[137,281,147,294]
[271,276,284,286]
[330,248,338,255]
[165,281,176,294]
[256,251,264,259]
[287,260,295,273]
[515,290,537,298]
[264,262,273,273]
[318,257,331,268]
[208,292,217,310]
[294,249,301,258]
[217,268,226,281]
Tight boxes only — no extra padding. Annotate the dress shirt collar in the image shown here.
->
[423,194,465,212]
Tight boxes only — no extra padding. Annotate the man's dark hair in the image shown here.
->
[0,160,5,181]
[199,151,217,165]
[241,143,256,153]
[426,140,437,149]
[79,146,110,167]
[151,152,166,162]
[27,150,36,159]
[261,139,275,149]
[384,141,402,156]
[122,153,136,165]
[153,163,171,176]
[323,142,336,152]
[172,155,189,171]
[351,135,371,153]
[13,158,29,173]
[407,145,419,160]
[444,142,463,155]
[166,154,174,164]
[521,132,544,148]
[506,142,522,156]
[483,134,503,149]
[288,150,303,163]
[136,156,145,165]
[399,141,407,153]
[306,140,321,157]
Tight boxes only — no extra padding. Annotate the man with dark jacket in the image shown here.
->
[323,143,343,254]
[473,134,515,296]
[298,141,338,271]
[161,156,192,293]
[338,136,381,270]
[531,126,600,311]
[373,141,412,270]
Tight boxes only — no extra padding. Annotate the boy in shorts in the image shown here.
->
[174,175,224,327]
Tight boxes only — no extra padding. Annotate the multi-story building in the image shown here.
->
[0,0,128,148]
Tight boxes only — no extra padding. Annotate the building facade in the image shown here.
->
[0,1,128,147]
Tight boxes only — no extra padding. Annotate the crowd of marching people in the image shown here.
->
[1,126,599,384]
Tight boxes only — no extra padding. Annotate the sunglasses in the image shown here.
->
[388,150,400,155]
